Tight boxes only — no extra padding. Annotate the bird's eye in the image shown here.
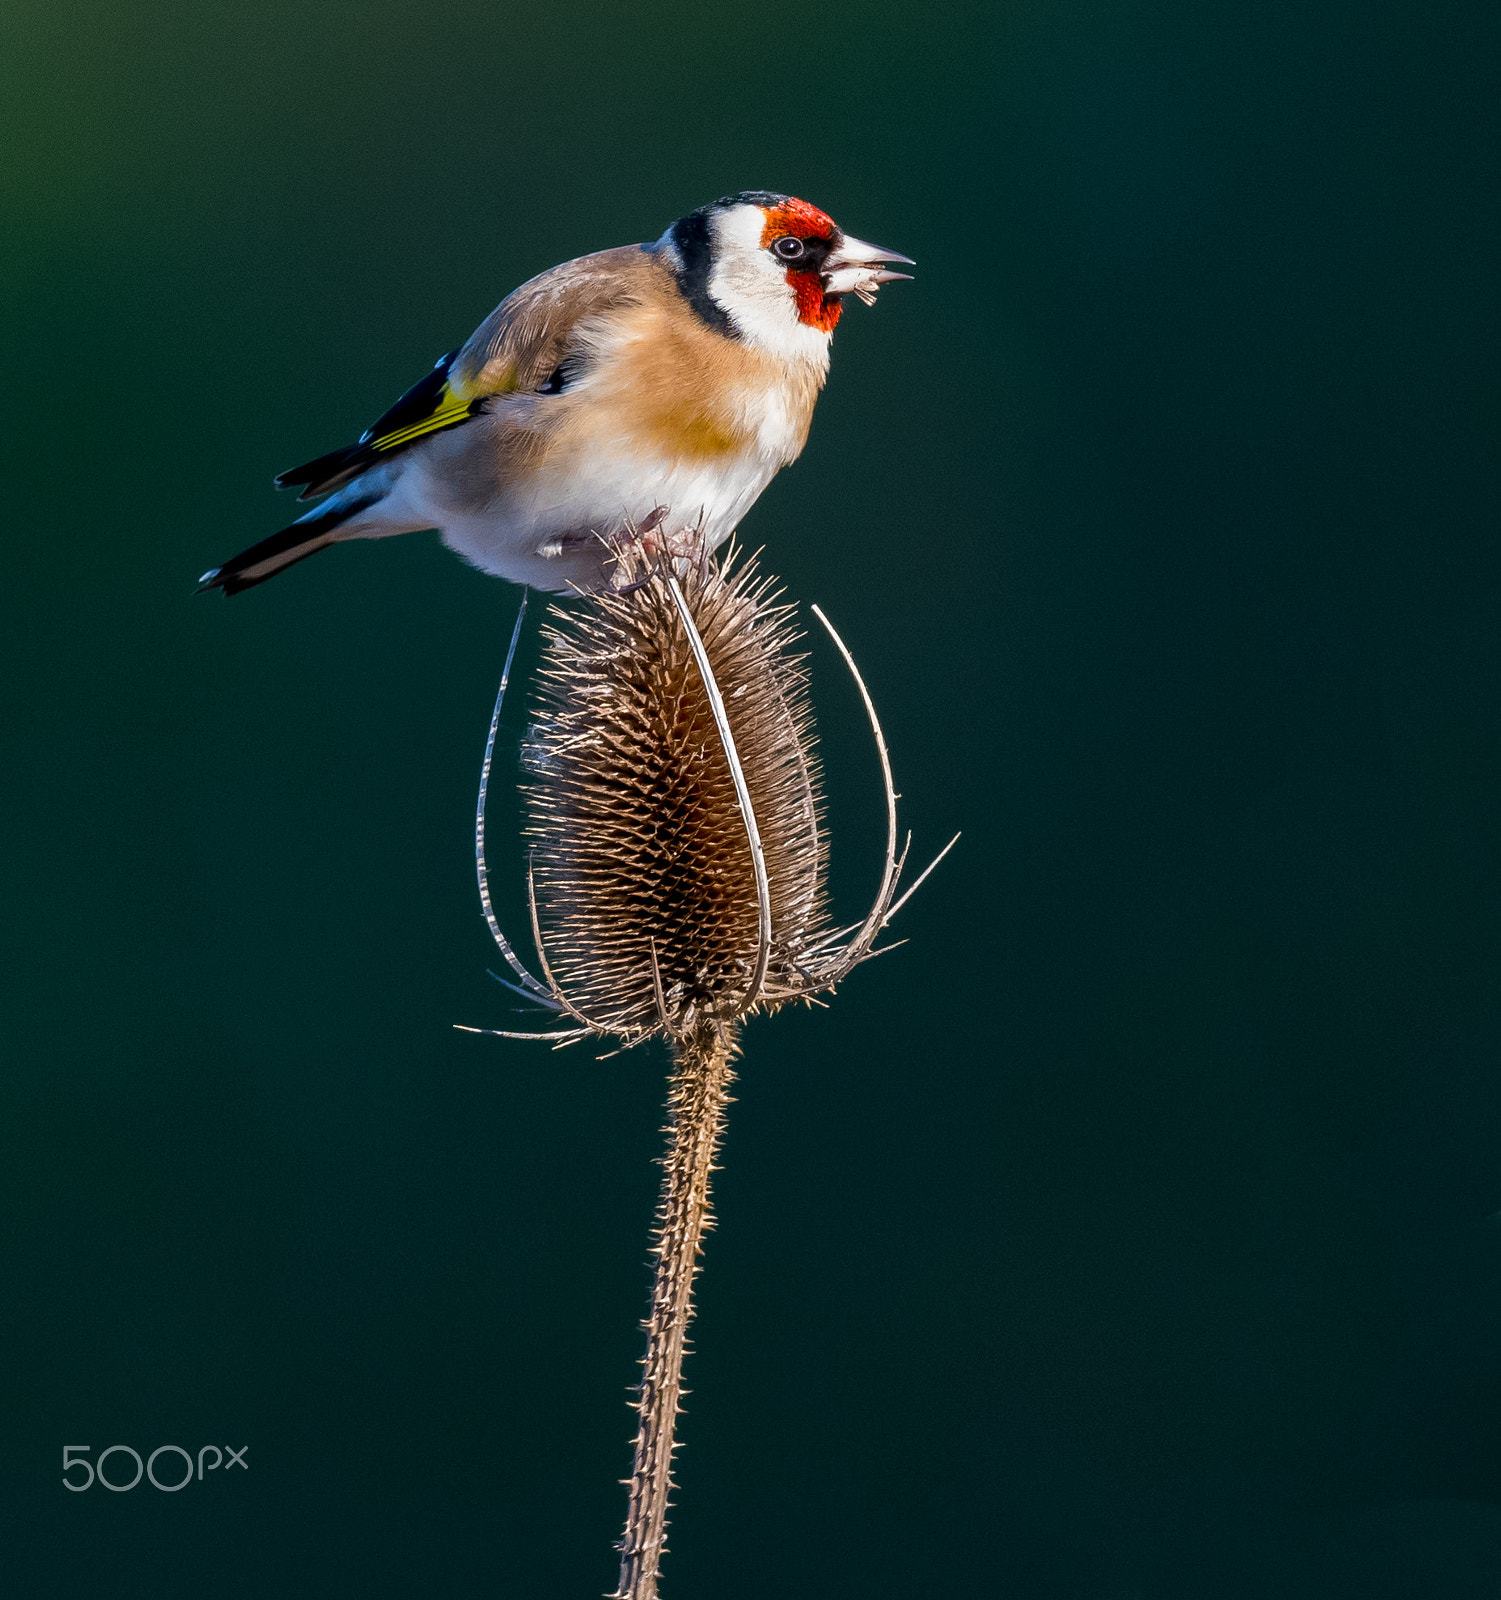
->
[771,236,807,262]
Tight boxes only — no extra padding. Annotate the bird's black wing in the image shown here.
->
[273,349,484,500]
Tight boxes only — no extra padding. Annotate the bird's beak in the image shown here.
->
[822,235,915,306]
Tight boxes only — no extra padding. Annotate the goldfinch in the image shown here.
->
[198,192,912,597]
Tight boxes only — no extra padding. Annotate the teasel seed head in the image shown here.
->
[464,537,958,1049]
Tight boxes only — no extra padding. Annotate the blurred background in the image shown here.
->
[4,0,1500,1594]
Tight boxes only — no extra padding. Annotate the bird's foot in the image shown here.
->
[606,511,709,591]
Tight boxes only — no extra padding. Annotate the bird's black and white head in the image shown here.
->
[659,191,914,362]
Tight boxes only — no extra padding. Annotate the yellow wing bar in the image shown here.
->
[366,389,474,453]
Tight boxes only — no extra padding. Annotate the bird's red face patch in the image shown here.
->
[760,197,843,333]
[758,196,838,246]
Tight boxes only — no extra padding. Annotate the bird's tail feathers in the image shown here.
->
[198,489,383,596]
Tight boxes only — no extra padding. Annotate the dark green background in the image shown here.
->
[5,0,1500,1594]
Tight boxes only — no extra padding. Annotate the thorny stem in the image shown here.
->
[613,1017,738,1600]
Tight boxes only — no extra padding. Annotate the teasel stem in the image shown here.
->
[614,1015,739,1600]
[458,540,956,1591]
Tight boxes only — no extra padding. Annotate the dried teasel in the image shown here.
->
[458,538,955,1600]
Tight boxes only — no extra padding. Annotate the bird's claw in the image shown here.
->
[606,512,709,592]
